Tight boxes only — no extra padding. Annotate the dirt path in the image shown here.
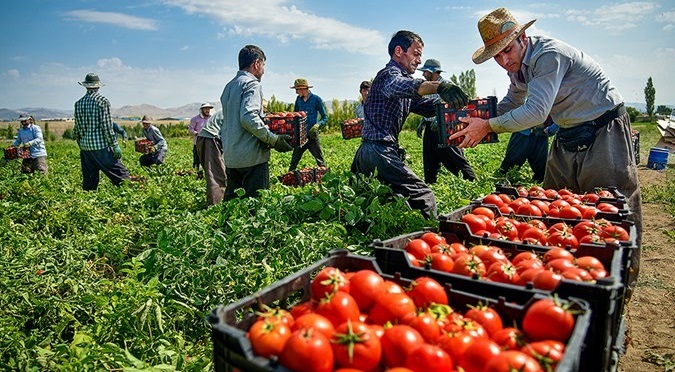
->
[619,167,675,371]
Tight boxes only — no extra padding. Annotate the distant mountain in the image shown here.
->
[0,107,72,121]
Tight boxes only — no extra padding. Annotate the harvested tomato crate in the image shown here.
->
[340,118,363,139]
[134,139,155,154]
[4,146,18,160]
[264,112,308,148]
[278,166,329,187]
[207,250,591,372]
[436,96,499,147]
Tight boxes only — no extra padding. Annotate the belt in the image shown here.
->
[586,103,626,128]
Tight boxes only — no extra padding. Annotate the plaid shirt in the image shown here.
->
[74,90,117,151]
[362,59,438,143]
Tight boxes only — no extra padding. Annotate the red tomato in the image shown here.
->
[382,280,404,294]
[511,252,540,266]
[407,312,442,343]
[516,203,543,217]
[517,267,544,286]
[499,193,513,204]
[597,202,620,213]
[420,231,446,247]
[492,327,525,351]
[380,325,425,368]
[368,292,416,325]
[451,254,487,278]
[528,185,545,197]
[428,252,455,273]
[582,206,600,219]
[581,193,600,204]
[483,193,505,207]
[349,269,385,312]
[406,252,422,267]
[331,321,382,371]
[514,259,545,275]
[406,277,449,308]
[530,199,550,215]
[249,318,292,358]
[495,219,519,241]
[600,225,631,241]
[457,338,501,372]
[521,341,564,370]
[544,188,561,199]
[485,350,542,372]
[558,205,582,219]
[404,344,454,372]
[477,247,509,268]
[522,299,575,342]
[292,313,335,339]
[532,269,563,290]
[405,239,432,260]
[449,242,469,255]
[310,267,350,301]
[546,258,576,274]
[499,204,515,215]
[279,328,334,372]
[464,304,504,338]
[437,331,477,363]
[547,222,573,235]
[461,213,488,234]
[542,247,575,263]
[257,306,294,328]
[289,301,314,319]
[561,267,595,282]
[546,230,579,249]
[315,291,360,328]
[487,261,520,285]
[520,227,547,245]
[473,206,496,220]
[572,220,600,239]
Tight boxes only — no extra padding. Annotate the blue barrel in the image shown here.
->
[647,147,669,170]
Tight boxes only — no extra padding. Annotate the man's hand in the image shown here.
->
[22,142,31,148]
[449,117,492,148]
[308,124,320,140]
[429,118,439,133]
[113,144,123,159]
[273,134,293,152]
[437,82,469,110]
[416,122,424,138]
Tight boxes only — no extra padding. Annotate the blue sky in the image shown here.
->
[1,0,674,111]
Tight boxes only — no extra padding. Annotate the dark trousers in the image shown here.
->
[499,131,549,182]
[422,122,476,183]
[289,136,326,171]
[192,145,200,169]
[21,157,48,175]
[224,162,269,201]
[80,148,130,190]
[196,137,227,205]
[140,149,166,167]
[351,140,437,219]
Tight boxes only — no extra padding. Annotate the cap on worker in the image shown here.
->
[418,59,444,73]
[78,73,106,88]
[18,113,32,122]
[472,7,536,64]
[140,115,153,124]
[200,102,214,109]
[290,78,313,89]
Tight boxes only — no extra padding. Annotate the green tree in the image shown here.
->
[266,95,293,113]
[644,77,656,117]
[5,123,14,140]
[626,106,640,122]
[449,69,477,98]
[656,105,672,116]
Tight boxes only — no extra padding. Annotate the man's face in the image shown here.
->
[142,122,150,130]
[295,87,309,99]
[493,35,527,73]
[360,88,369,101]
[395,40,423,74]
[201,107,211,116]
[20,120,30,128]
[253,58,265,81]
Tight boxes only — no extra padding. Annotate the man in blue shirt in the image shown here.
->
[12,113,48,175]
[288,78,328,171]
[350,30,469,219]
[139,116,168,166]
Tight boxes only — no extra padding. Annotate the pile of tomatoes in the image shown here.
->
[341,118,363,140]
[244,266,577,372]
[404,232,608,290]
[278,166,330,187]
[265,111,307,147]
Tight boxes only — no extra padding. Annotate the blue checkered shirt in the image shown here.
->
[294,92,328,130]
[362,60,438,143]
[74,90,117,151]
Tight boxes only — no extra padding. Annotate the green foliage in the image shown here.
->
[449,69,477,98]
[326,99,358,131]
[266,95,293,113]
[626,106,640,122]
[5,123,15,140]
[656,105,673,115]
[644,77,656,117]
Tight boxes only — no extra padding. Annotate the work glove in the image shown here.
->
[122,140,128,148]
[416,122,424,138]
[429,118,439,132]
[273,135,293,153]
[308,124,320,140]
[437,82,469,110]
[112,144,123,159]
[22,141,31,148]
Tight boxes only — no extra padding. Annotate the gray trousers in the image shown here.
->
[544,112,642,300]
[196,136,226,205]
[351,140,437,219]
[21,156,48,175]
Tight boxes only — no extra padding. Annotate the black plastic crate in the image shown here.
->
[495,184,627,203]
[371,227,624,372]
[340,118,363,140]
[277,166,329,187]
[264,112,308,148]
[436,96,499,147]
[207,250,591,372]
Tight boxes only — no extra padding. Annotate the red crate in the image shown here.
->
[134,139,155,154]
[264,112,308,148]
[341,118,363,139]
[436,96,499,147]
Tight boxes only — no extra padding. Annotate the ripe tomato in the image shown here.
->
[464,304,504,338]
[582,206,600,219]
[404,344,454,372]
[428,252,455,273]
[521,341,564,370]
[437,331,477,363]
[520,227,547,245]
[516,203,543,217]
[292,313,335,339]
[530,199,549,215]
[405,239,431,260]
[249,318,292,358]
[522,299,575,342]
[581,192,600,204]
[315,291,360,328]
[473,206,496,220]
[461,213,488,234]
[514,259,544,276]
[546,230,579,249]
[495,219,519,241]
[561,267,595,282]
[420,231,446,247]
[349,269,385,312]
[600,225,631,241]
[279,328,334,372]
[451,254,487,278]
[485,350,541,372]
[407,312,442,343]
[597,202,620,213]
[517,267,544,286]
[487,261,520,285]
[331,321,382,371]
[547,222,573,234]
[477,247,509,269]
[558,205,582,219]
[257,306,294,327]
[575,256,605,272]
[544,188,561,199]
[457,338,501,372]
[511,252,540,266]
[289,301,314,319]
[380,325,425,368]
[406,277,449,308]
[546,258,576,274]
[492,327,525,351]
[483,193,505,207]
[369,292,416,325]
[311,267,350,301]
[532,269,563,290]
[499,204,515,215]
[572,220,599,239]
[542,247,574,263]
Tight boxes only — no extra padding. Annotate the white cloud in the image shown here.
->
[97,57,130,70]
[656,10,675,23]
[566,2,659,31]
[160,0,386,55]
[7,69,20,78]
[63,10,158,31]
[664,24,674,31]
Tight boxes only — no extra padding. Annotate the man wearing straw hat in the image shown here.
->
[450,7,641,298]
[288,78,328,171]
[74,73,130,190]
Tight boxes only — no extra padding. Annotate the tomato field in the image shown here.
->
[0,122,672,370]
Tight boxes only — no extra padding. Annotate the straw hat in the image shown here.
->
[78,73,106,88]
[200,102,214,109]
[472,7,536,64]
[290,78,313,89]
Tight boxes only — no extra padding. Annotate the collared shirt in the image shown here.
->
[361,59,438,143]
[198,109,222,139]
[188,113,210,145]
[74,90,117,151]
[112,122,127,140]
[491,35,623,133]
[355,103,365,119]
[294,92,328,130]
[220,70,277,168]
[144,125,167,152]
[13,124,47,158]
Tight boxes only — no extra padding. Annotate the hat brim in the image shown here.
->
[79,81,105,88]
[418,68,444,73]
[472,19,536,64]
[290,85,313,89]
